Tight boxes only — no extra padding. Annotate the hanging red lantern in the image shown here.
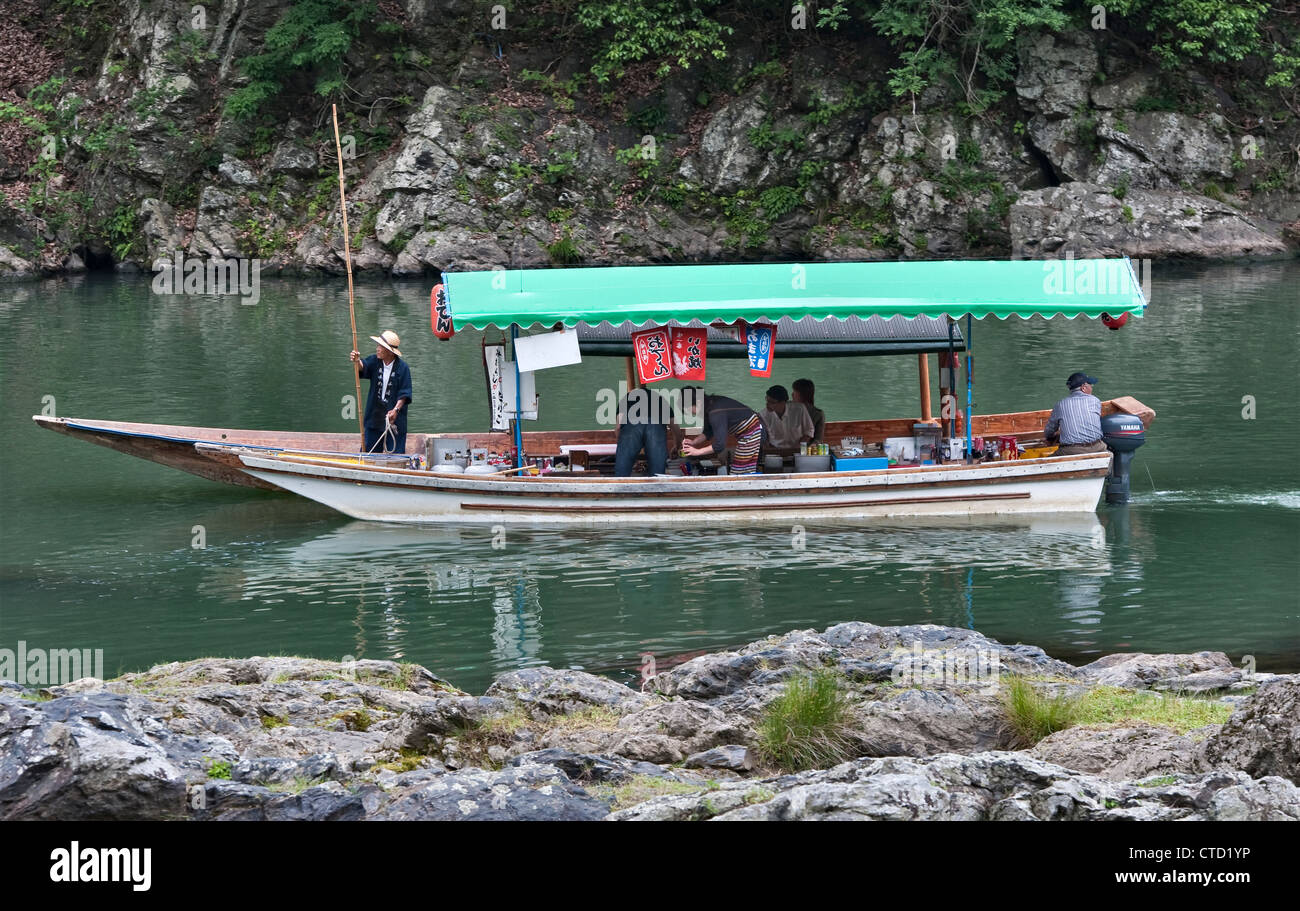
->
[431,283,455,340]
[1101,312,1129,330]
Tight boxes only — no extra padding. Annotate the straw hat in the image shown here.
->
[370,330,402,357]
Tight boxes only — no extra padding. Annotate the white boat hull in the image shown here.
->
[231,451,1111,525]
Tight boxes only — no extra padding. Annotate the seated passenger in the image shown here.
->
[759,385,814,454]
[792,378,825,443]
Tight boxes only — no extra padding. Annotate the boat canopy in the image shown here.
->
[576,315,964,358]
[442,259,1147,330]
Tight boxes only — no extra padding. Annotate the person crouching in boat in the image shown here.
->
[350,330,413,454]
[1044,372,1107,456]
[679,387,764,475]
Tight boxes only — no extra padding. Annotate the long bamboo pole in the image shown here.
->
[332,104,364,444]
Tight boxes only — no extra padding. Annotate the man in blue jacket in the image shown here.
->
[350,329,413,453]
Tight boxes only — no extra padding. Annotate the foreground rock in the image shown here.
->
[610,753,1300,821]
[1,625,1295,820]
[1199,677,1300,785]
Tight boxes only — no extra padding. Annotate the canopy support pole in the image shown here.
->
[917,353,932,422]
[944,318,957,440]
[965,315,974,463]
[511,325,523,469]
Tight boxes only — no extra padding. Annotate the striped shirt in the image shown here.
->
[1045,390,1102,444]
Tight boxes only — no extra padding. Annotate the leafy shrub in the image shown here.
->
[225,0,377,120]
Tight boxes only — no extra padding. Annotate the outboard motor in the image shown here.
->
[1100,413,1146,503]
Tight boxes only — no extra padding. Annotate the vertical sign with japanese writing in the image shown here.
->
[747,323,777,378]
[482,342,509,430]
[669,326,707,381]
[631,327,673,384]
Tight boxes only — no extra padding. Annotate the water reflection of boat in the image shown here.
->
[233,513,1112,607]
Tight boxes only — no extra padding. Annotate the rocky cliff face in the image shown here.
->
[0,0,1294,279]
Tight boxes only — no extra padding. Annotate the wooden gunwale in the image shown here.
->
[233,452,1108,498]
[458,491,1033,512]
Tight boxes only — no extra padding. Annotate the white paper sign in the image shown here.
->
[501,363,538,420]
[483,343,509,430]
[513,329,582,372]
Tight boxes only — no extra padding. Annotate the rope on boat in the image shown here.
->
[365,418,400,455]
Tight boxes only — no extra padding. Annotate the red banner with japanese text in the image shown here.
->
[669,327,707,381]
[631,327,674,384]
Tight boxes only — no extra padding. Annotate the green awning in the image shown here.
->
[443,259,1147,330]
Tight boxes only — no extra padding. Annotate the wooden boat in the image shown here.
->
[35,259,1153,524]
[32,395,1154,496]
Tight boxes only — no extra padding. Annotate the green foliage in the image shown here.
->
[457,104,492,126]
[544,151,579,185]
[1121,205,1135,223]
[615,144,658,180]
[1112,173,1130,200]
[103,204,141,262]
[1105,0,1268,68]
[204,758,233,779]
[870,0,1070,111]
[1001,676,1078,747]
[1137,775,1180,788]
[518,68,584,111]
[165,26,215,70]
[242,217,289,258]
[759,185,801,219]
[547,232,581,264]
[626,101,667,133]
[817,0,851,30]
[748,119,805,152]
[225,0,377,120]
[756,670,856,772]
[575,0,735,82]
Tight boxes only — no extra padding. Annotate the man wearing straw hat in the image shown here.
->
[350,330,413,454]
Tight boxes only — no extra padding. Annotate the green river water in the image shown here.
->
[1,261,1297,692]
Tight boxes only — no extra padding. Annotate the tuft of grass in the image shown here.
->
[260,714,289,730]
[377,748,427,774]
[1137,775,1179,788]
[756,670,857,772]
[594,775,706,811]
[354,662,423,692]
[1003,679,1233,748]
[1072,687,1232,733]
[1001,676,1079,747]
[333,709,373,732]
[546,234,580,264]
